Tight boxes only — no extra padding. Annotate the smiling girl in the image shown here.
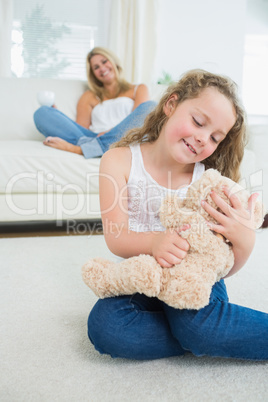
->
[86,69,268,361]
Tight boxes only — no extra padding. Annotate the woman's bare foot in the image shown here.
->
[97,131,107,137]
[43,137,83,155]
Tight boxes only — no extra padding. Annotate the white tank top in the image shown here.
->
[89,97,134,132]
[127,144,205,232]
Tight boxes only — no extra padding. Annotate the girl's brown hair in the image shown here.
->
[86,47,132,101]
[113,69,247,182]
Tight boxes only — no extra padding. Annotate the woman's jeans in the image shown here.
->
[87,280,268,360]
[33,101,156,158]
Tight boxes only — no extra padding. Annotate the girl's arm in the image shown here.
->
[132,84,150,110]
[76,91,94,128]
[201,188,259,277]
[99,147,189,268]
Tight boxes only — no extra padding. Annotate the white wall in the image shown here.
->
[153,0,247,89]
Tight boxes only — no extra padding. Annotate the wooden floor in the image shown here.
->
[0,230,103,239]
[0,219,103,239]
[1,215,267,239]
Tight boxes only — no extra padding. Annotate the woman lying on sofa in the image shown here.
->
[33,47,156,158]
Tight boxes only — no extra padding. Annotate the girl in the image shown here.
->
[33,47,156,158]
[87,69,268,360]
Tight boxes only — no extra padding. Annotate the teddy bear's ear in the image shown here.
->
[192,169,266,229]
[209,173,266,229]
[253,199,266,229]
[186,169,221,211]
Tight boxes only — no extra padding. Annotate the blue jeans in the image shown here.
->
[87,280,268,360]
[33,101,156,158]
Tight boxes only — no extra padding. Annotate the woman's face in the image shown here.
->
[90,54,116,84]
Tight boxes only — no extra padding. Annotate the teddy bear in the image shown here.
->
[82,169,265,310]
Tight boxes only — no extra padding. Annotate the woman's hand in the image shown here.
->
[151,225,190,268]
[201,187,259,276]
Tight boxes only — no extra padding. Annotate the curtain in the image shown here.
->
[0,0,12,76]
[108,0,158,84]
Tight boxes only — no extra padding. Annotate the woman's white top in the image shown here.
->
[89,97,134,132]
[127,144,205,232]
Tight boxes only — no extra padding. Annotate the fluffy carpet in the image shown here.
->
[1,231,267,402]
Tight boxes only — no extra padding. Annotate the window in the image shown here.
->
[242,0,268,116]
[11,0,109,80]
[243,34,268,116]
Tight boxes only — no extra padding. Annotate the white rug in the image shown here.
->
[1,231,268,402]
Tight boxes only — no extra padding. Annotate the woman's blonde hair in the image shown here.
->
[113,69,247,182]
[86,47,132,101]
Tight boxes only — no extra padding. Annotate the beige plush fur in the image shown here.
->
[82,169,265,310]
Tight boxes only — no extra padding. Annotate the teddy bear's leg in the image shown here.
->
[82,255,163,299]
[117,255,163,297]
[82,258,118,298]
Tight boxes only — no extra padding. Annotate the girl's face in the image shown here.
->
[162,87,236,165]
[90,54,116,84]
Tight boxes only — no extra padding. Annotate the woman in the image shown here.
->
[33,47,156,158]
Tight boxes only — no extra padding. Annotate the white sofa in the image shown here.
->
[0,77,267,227]
[0,78,166,227]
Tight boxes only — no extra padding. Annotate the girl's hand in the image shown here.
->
[151,225,190,268]
[201,187,259,275]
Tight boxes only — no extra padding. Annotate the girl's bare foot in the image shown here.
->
[43,137,83,155]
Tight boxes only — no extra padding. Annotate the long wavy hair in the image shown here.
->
[113,69,247,182]
[86,47,132,101]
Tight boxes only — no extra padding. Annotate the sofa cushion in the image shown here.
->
[0,141,100,195]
